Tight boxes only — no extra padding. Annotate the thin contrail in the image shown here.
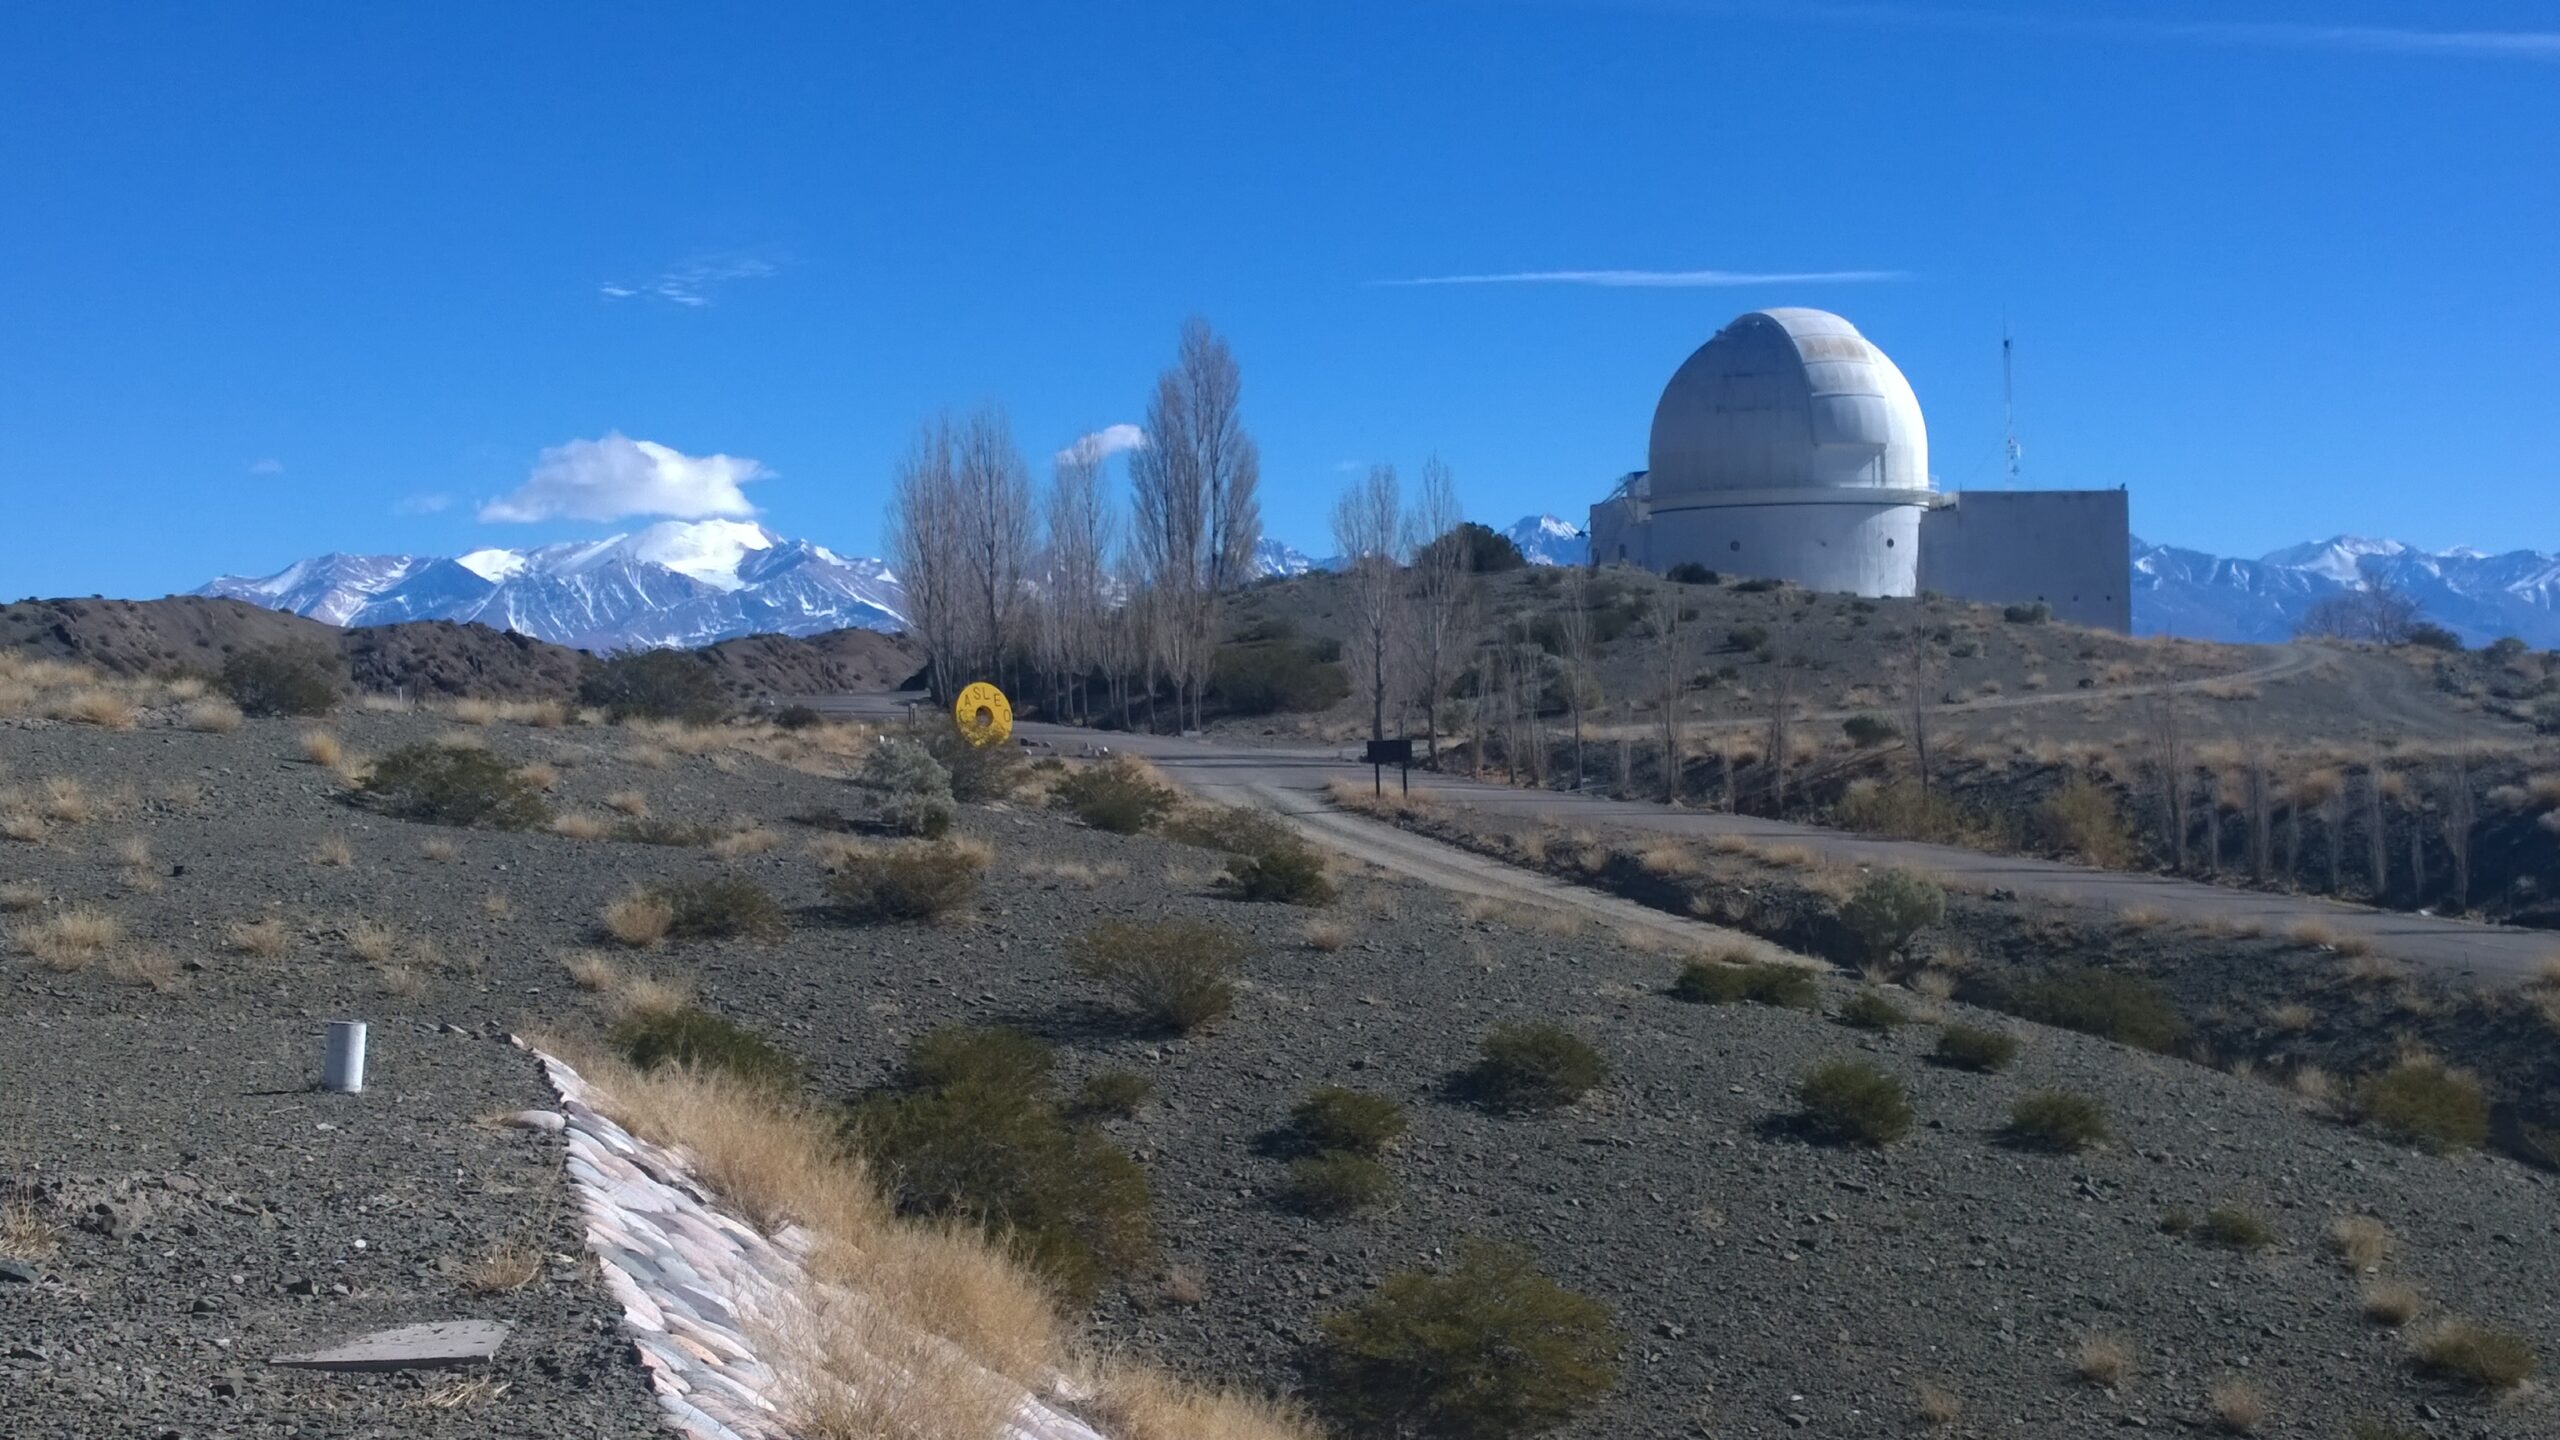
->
[1374,269,1908,288]
[1586,2,2560,61]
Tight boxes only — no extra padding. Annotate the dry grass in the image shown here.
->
[2076,1333,2134,1388]
[1019,858,1128,889]
[1637,842,1699,877]
[563,950,620,991]
[1912,1380,1962,1427]
[550,812,610,841]
[2362,1280,2423,1325]
[481,892,512,919]
[345,918,399,964]
[2119,905,2166,930]
[1,1201,62,1261]
[113,835,152,870]
[298,730,345,768]
[613,974,692,1019]
[310,834,355,868]
[227,915,292,958]
[1074,1358,1319,1440]
[2330,1215,2391,1271]
[2266,1002,2315,1034]
[416,1375,512,1411]
[601,889,674,947]
[0,881,44,912]
[41,778,93,825]
[376,964,428,998]
[459,1238,542,1294]
[2342,951,2406,985]
[14,906,123,969]
[2207,1377,2265,1433]
[517,761,561,792]
[56,689,138,728]
[605,790,650,817]
[108,949,182,992]
[3,812,43,844]
[420,836,459,861]
[183,698,244,733]
[1303,918,1351,952]
[711,825,784,859]
[446,698,503,726]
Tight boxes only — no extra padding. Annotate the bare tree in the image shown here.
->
[1764,654,1800,817]
[2242,729,2273,885]
[954,405,1033,687]
[2143,693,2190,870]
[2203,771,2225,874]
[1409,456,1469,765]
[2406,799,2426,908]
[2316,783,2347,893]
[1556,567,1597,790]
[1332,464,1406,743]
[886,415,965,701]
[1128,319,1261,729]
[1045,438,1116,724]
[2296,574,2423,646]
[2362,760,2389,897]
[1645,584,1693,802]
[2441,753,2475,913]
[1892,627,1947,796]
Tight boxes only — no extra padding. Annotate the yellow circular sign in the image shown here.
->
[952,681,1013,748]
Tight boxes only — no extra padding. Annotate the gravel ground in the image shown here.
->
[6,709,2559,1440]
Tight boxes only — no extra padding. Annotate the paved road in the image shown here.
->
[811,693,2553,988]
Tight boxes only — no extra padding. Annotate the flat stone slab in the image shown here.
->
[271,1320,511,1372]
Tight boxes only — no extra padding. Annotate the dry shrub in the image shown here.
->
[2362,1281,2423,1325]
[768,1286,1018,1440]
[57,690,137,729]
[113,835,151,870]
[562,950,619,991]
[1913,1381,1961,1427]
[614,975,692,1019]
[420,836,462,862]
[2408,1318,2536,1391]
[299,730,345,768]
[2076,1333,2134,1387]
[1070,920,1247,1033]
[824,838,989,923]
[551,812,609,840]
[3,813,42,844]
[2330,1215,2391,1271]
[2207,1377,2265,1433]
[42,778,92,825]
[605,789,650,817]
[310,834,355,868]
[2266,1001,2314,1034]
[2354,1056,2489,1153]
[376,964,428,998]
[481,892,511,918]
[183,698,244,733]
[601,889,675,947]
[1,1201,62,1261]
[459,1238,540,1294]
[1079,1359,1317,1440]
[345,919,399,964]
[1303,918,1351,952]
[0,882,43,912]
[446,698,502,726]
[15,907,123,969]
[227,915,291,957]
[516,761,561,792]
[108,949,182,992]
[711,824,783,858]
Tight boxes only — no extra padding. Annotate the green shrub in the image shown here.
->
[1055,758,1178,834]
[2006,1091,2110,1153]
[1468,1023,1607,1111]
[1292,1087,1408,1157]
[2004,967,2187,1052]
[823,838,986,922]
[772,703,825,730]
[1208,642,1351,716]
[850,1026,1151,1302]
[1067,1069,1154,1121]
[1414,522,1528,574]
[2034,777,2138,868]
[1286,1152,1395,1217]
[2409,1319,2537,1391]
[1665,562,1719,585]
[1834,779,1978,844]
[220,645,344,717]
[652,875,788,941]
[1840,870,1945,967]
[1838,989,1907,1031]
[608,1005,799,1090]
[856,739,955,837]
[1841,713,1899,747]
[1726,625,1771,652]
[1670,958,1820,1008]
[1223,840,1337,905]
[2199,1205,2274,1250]
[1317,1239,1619,1439]
[921,724,1026,802]
[579,650,727,724]
[1161,803,1296,855]
[359,744,550,829]
[2002,602,2051,624]
[1934,1024,2019,1072]
[2354,1057,2489,1154]
[1733,577,1781,594]
[1796,1060,1913,1146]
[1069,919,1247,1033]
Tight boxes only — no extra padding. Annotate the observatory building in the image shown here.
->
[1587,308,2131,631]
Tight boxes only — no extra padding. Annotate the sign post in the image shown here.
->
[1362,738,1414,798]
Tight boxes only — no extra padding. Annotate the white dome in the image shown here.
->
[1646,308,1929,497]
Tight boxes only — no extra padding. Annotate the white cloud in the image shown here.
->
[1055,423,1148,467]
[394,493,453,516]
[599,251,785,308]
[246,457,285,476]
[478,433,770,523]
[1375,268,1906,288]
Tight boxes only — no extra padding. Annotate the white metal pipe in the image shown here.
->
[324,1020,368,1094]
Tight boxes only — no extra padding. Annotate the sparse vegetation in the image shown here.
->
[14,906,123,970]
[1067,1069,1154,1121]
[182,697,244,733]
[2207,1377,2265,1433]
[600,888,675,947]
[220,645,343,717]
[1934,1024,2019,1072]
[1670,956,1819,1009]
[2005,1091,2109,1153]
[1467,1022,1608,1111]
[1837,988,1907,1030]
[651,875,789,941]
[578,650,726,724]
[1068,919,1247,1033]
[1291,1087,1408,1157]
[609,1004,801,1090]
[1316,1239,1619,1440]
[2035,776,2138,867]
[459,1239,543,1295]
[2076,1333,2133,1388]
[2199,1204,2275,1251]
[1839,870,1944,968]
[856,739,956,838]
[2408,1318,2536,1391]
[1222,838,1336,905]
[1796,1060,1913,1146]
[822,837,988,922]
[1056,757,1179,834]
[2362,1281,2423,1326]
[359,743,550,830]
[2330,1215,2392,1271]
[2352,1056,2488,1153]
[1284,1152,1394,1217]
[2003,966,2186,1053]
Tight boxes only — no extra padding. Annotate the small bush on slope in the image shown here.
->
[856,739,955,838]
[1317,1238,1619,1440]
[1055,758,1178,834]
[1223,839,1336,906]
[609,1006,800,1091]
[1291,1087,1408,1157]
[1796,1060,1912,1146]
[221,645,343,717]
[359,744,549,830]
[1284,1153,1394,1217]
[2354,1057,2489,1154]
[1467,1023,1607,1111]
[823,839,986,922]
[652,876,789,941]
[1671,958,1818,1009]
[1839,870,1945,968]
[2002,966,2187,1053]
[2005,1091,2110,1153]
[1934,1025,2019,1072]
[1069,920,1248,1033]
[579,650,726,724]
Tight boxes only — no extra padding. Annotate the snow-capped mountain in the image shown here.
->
[1504,514,1588,567]
[1251,537,1319,579]
[197,521,904,652]
[2132,535,2560,647]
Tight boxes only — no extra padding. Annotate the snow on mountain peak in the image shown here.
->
[620,519,778,591]
[456,548,528,582]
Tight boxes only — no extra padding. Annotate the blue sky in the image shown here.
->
[5,1,2556,599]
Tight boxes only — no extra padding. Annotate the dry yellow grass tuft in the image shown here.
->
[446,698,503,726]
[228,915,291,958]
[298,730,345,768]
[1913,1381,1961,1427]
[563,950,620,991]
[311,835,355,868]
[712,825,784,859]
[601,889,674,947]
[460,1238,542,1294]
[3,813,43,844]
[551,812,610,841]
[2076,1333,2134,1388]
[114,835,152,870]
[481,893,512,919]
[2362,1280,2423,1326]
[345,918,399,964]
[2330,1215,2391,1271]
[183,698,244,733]
[2266,1002,2314,1034]
[57,689,138,728]
[420,837,459,862]
[613,975,692,1019]
[516,761,561,792]
[605,790,650,817]
[42,778,93,825]
[1074,1358,1320,1440]
[1303,918,1351,952]
[0,881,43,912]
[376,964,428,999]
[2207,1377,2265,1433]
[15,906,123,969]
[1,1201,62,1261]
[2119,906,2166,930]
[108,949,182,992]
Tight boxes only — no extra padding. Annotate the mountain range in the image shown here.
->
[194,516,2560,653]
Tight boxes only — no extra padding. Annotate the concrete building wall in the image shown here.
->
[1917,489,2132,631]
[1650,496,1923,596]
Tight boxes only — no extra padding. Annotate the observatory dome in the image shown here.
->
[1646,308,1928,498]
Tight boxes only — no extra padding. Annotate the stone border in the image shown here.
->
[520,1047,1108,1440]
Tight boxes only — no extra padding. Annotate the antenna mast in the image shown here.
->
[2001,321,2022,487]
